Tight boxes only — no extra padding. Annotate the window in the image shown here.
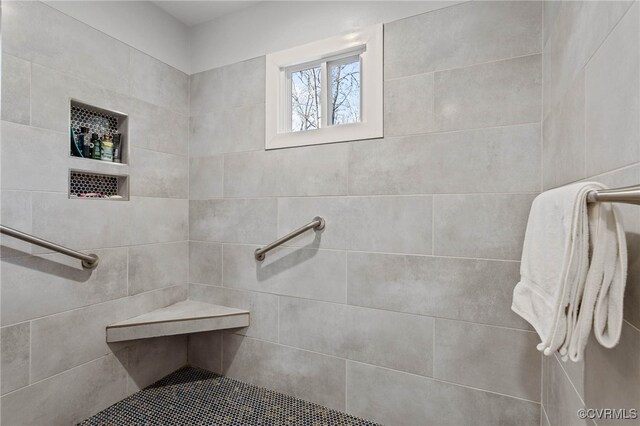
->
[265,24,383,149]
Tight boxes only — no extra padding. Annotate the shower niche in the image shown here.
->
[69,99,129,164]
[68,99,130,200]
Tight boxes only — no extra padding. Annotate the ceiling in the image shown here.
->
[152,1,261,27]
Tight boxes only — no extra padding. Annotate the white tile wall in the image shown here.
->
[542,1,640,424]
[187,2,545,425]
[1,1,191,422]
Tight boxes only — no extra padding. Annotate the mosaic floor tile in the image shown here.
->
[78,366,379,426]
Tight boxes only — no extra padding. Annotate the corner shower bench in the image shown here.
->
[106,300,250,343]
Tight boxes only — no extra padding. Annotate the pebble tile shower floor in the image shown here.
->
[78,367,379,425]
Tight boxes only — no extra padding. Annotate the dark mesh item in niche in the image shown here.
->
[70,105,118,136]
[70,172,118,197]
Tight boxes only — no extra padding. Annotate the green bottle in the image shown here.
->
[92,134,101,160]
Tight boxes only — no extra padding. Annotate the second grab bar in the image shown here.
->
[255,217,325,261]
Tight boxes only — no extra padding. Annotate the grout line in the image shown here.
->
[431,195,436,255]
[552,352,585,407]
[625,319,640,334]
[541,403,551,426]
[126,247,130,296]
[384,52,543,83]
[219,331,224,373]
[344,250,348,304]
[277,296,280,344]
[344,361,348,412]
[193,191,542,201]
[222,290,536,334]
[2,284,186,327]
[28,320,33,386]
[540,353,544,412]
[186,241,523,263]
[2,351,117,398]
[431,319,436,377]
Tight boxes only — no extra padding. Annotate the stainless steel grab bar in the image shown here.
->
[0,225,99,269]
[255,217,325,261]
[587,184,640,205]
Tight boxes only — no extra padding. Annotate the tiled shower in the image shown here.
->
[0,1,638,425]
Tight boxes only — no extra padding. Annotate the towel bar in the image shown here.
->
[587,184,640,205]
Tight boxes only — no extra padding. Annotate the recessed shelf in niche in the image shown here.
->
[69,170,129,201]
[69,99,129,165]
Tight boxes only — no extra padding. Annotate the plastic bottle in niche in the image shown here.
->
[101,134,114,162]
[80,127,91,158]
[112,133,122,163]
[91,133,101,160]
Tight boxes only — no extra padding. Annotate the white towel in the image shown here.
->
[511,182,627,362]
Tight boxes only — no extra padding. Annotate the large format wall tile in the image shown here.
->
[1,54,30,125]
[32,195,186,251]
[346,196,432,254]
[584,323,640,419]
[222,57,266,109]
[127,197,188,246]
[0,191,32,257]
[222,334,346,411]
[346,361,540,426]
[585,2,640,176]
[188,331,223,373]
[384,73,434,136]
[129,50,189,115]
[223,144,349,197]
[189,242,223,286]
[130,149,188,199]
[434,319,541,401]
[543,355,589,426]
[279,297,433,376]
[28,285,185,382]
[128,99,189,157]
[190,67,223,116]
[543,71,586,190]
[0,322,30,395]
[1,122,68,193]
[347,252,529,329]
[1,354,128,426]
[542,1,640,424]
[349,124,541,195]
[189,284,278,342]
[126,335,188,392]
[223,244,346,303]
[3,1,130,94]
[190,57,265,116]
[190,156,224,200]
[30,63,130,134]
[189,199,277,244]
[384,0,542,79]
[1,247,128,326]
[278,196,433,254]
[190,104,264,157]
[433,193,535,260]
[434,54,542,132]
[128,242,188,295]
[546,1,634,110]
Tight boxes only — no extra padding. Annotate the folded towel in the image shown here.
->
[512,182,627,362]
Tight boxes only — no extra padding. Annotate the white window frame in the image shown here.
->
[265,24,383,150]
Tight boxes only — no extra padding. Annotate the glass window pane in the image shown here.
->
[291,66,322,132]
[329,57,360,126]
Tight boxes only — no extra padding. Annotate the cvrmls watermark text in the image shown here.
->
[577,408,638,420]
